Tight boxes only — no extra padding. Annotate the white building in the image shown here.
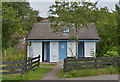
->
[27,23,99,62]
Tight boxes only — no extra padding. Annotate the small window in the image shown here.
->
[72,23,75,28]
[62,45,64,48]
[63,27,69,34]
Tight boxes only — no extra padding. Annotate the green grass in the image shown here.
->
[1,67,52,81]
[58,66,120,78]
[40,64,56,67]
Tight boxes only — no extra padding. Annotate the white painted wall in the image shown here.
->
[67,41,76,57]
[30,41,42,62]
[50,41,59,62]
[27,41,96,62]
[84,42,96,57]
[27,46,30,57]
[28,45,33,58]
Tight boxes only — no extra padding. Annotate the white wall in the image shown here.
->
[30,41,42,62]
[67,41,76,57]
[50,41,59,62]
[84,42,96,57]
[27,46,30,58]
[27,41,96,63]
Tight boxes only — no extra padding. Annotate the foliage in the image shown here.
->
[58,66,119,78]
[69,48,75,57]
[49,1,120,57]
[2,2,39,49]
[115,1,120,46]
[49,1,98,29]
[49,1,98,58]
[95,1,120,56]
[2,67,52,81]
[103,51,119,57]
[103,46,119,57]
[2,1,120,59]
[3,47,26,61]
[2,47,26,72]
[96,10,118,56]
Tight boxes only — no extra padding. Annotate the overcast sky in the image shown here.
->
[27,0,119,18]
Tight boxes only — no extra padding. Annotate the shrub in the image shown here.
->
[4,47,26,61]
[103,51,119,57]
[103,46,120,57]
[97,46,120,57]
[2,47,27,72]
[103,50,119,57]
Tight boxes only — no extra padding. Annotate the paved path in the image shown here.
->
[41,63,64,80]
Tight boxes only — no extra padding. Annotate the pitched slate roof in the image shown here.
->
[27,23,99,40]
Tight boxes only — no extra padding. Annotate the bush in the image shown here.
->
[103,46,119,57]
[103,51,119,57]
[2,47,27,72]
[97,45,120,57]
[3,47,27,61]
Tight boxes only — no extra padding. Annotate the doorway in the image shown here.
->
[78,42,84,57]
[42,42,50,62]
[59,42,67,60]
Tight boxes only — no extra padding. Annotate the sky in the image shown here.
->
[27,0,119,18]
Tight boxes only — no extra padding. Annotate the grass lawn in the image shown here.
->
[58,66,120,78]
[1,67,52,81]
[40,64,56,67]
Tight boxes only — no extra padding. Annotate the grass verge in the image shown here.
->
[58,66,120,78]
[1,67,52,81]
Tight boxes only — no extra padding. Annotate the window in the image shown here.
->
[63,27,69,34]
[72,23,75,28]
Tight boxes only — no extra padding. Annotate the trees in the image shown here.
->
[95,1,120,57]
[49,1,120,57]
[49,1,98,58]
[115,0,120,46]
[2,2,39,49]
[96,11,118,56]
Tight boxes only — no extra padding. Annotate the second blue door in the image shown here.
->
[59,42,67,60]
[46,42,50,62]
[78,42,84,57]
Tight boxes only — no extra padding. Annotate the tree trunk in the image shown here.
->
[75,40,78,59]
[75,25,78,59]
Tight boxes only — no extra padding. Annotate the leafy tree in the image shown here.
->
[96,10,118,56]
[2,2,39,49]
[49,1,98,58]
[95,2,120,56]
[115,0,120,47]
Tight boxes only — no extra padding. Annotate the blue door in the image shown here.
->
[59,42,67,60]
[78,42,84,57]
[46,42,50,62]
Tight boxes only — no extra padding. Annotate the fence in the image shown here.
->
[64,57,120,72]
[0,55,40,75]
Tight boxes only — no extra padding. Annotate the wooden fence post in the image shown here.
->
[21,61,25,76]
[38,55,40,67]
[95,59,97,67]
[64,59,66,72]
[31,59,33,70]
[118,60,120,73]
